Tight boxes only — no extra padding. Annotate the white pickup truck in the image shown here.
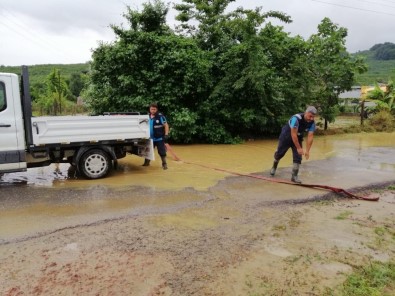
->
[0,66,154,179]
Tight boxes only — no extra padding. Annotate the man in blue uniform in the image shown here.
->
[142,103,170,170]
[270,106,317,183]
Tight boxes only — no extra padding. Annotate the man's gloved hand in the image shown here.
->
[164,135,169,143]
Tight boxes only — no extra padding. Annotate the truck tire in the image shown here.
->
[79,149,111,179]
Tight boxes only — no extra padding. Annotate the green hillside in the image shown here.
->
[0,63,90,85]
[1,45,394,88]
[353,50,395,86]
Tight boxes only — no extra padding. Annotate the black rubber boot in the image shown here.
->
[270,160,279,176]
[161,156,168,170]
[291,163,302,184]
[142,159,150,166]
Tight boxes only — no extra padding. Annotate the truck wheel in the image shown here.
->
[79,149,111,179]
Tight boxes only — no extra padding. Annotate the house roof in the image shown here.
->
[339,88,361,99]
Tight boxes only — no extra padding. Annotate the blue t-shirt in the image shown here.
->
[149,114,167,141]
[290,116,315,132]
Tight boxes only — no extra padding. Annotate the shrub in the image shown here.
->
[343,124,362,133]
[368,110,395,132]
[361,124,375,133]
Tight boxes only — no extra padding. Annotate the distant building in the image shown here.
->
[339,86,361,100]
[339,86,361,113]
[339,84,387,113]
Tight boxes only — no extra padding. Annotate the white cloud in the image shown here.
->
[1,0,394,66]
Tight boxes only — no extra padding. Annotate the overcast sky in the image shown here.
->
[1,0,394,66]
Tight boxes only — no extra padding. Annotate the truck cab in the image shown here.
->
[0,73,27,173]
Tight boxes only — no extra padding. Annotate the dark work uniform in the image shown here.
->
[274,113,316,164]
[150,112,167,157]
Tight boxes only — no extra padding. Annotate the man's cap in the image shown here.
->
[306,106,317,115]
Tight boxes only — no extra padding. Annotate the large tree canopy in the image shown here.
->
[305,18,367,129]
[87,0,366,143]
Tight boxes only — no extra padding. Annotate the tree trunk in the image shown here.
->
[360,100,365,126]
[324,118,328,130]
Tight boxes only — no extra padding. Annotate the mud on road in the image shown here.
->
[1,134,395,295]
[1,177,394,296]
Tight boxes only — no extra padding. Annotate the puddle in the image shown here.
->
[0,132,394,242]
[1,132,394,191]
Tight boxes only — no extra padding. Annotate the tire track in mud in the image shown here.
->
[0,186,214,245]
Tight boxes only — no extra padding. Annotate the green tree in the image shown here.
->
[372,42,395,60]
[87,0,212,142]
[88,1,367,142]
[174,0,307,141]
[45,69,69,115]
[68,73,86,99]
[306,18,367,130]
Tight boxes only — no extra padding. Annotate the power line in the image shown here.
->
[0,18,56,52]
[352,0,395,9]
[377,0,395,4]
[311,0,395,16]
[0,5,68,55]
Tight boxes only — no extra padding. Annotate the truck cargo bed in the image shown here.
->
[31,115,150,145]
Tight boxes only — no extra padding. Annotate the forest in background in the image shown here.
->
[2,47,394,90]
[354,43,395,85]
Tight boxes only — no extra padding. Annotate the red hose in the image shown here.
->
[165,144,379,201]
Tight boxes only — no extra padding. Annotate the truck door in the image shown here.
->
[0,74,27,173]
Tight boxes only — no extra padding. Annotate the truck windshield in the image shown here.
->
[0,82,6,112]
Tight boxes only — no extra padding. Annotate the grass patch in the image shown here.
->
[335,211,353,220]
[387,184,395,190]
[314,114,394,136]
[272,224,287,231]
[340,261,395,296]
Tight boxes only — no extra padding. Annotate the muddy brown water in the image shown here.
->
[0,132,394,243]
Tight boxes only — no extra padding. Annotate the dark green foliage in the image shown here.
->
[1,0,365,143]
[88,29,212,115]
[371,42,395,60]
[88,0,313,143]
[1,1,372,142]
[68,73,87,99]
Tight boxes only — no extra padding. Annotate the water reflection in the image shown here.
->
[0,163,71,186]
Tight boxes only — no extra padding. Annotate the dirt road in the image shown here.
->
[1,176,394,295]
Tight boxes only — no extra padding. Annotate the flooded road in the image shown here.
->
[0,132,394,243]
[0,132,395,295]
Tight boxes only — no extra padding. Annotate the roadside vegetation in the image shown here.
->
[339,261,395,296]
[315,110,394,136]
[1,0,394,143]
[246,183,395,296]
[0,64,89,115]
